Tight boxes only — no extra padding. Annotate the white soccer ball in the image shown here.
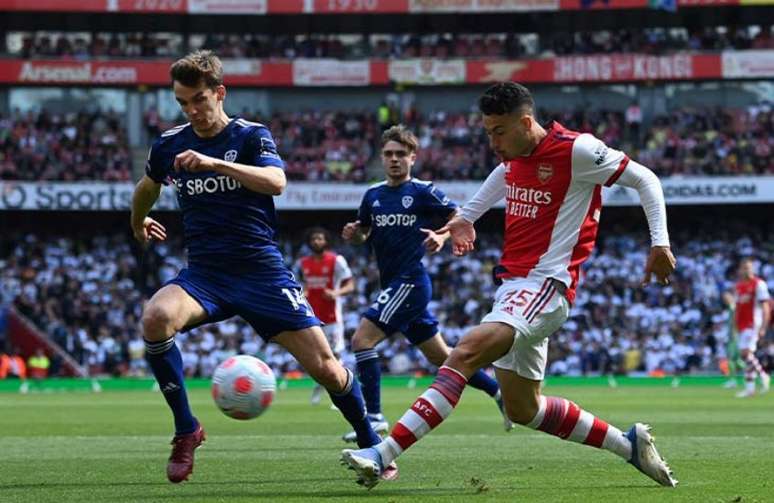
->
[211,355,276,420]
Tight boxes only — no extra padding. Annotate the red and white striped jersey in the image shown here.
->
[734,276,771,331]
[498,122,629,303]
[299,251,352,324]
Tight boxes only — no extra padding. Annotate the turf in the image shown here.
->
[1,383,773,502]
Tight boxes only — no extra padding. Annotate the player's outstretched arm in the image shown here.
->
[342,220,370,245]
[612,160,675,286]
[130,175,167,244]
[173,149,286,196]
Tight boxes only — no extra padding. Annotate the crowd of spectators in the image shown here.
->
[0,110,131,181]
[2,222,772,379]
[5,25,772,60]
[2,103,771,181]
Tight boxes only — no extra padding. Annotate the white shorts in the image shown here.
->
[322,322,346,355]
[738,328,759,352]
[483,277,569,381]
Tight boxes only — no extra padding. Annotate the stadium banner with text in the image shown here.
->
[187,0,266,13]
[0,0,740,12]
[0,59,292,86]
[292,59,371,86]
[388,59,466,85]
[722,50,774,78]
[0,53,743,86]
[408,0,559,12]
[2,178,774,211]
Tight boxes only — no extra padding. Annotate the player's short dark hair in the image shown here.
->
[170,50,223,89]
[381,125,419,153]
[478,82,534,116]
[307,227,331,247]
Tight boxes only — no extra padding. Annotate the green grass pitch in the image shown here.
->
[1,383,773,502]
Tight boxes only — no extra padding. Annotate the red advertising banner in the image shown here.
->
[466,59,555,83]
[312,0,409,13]
[0,53,743,86]
[0,59,293,86]
[467,54,721,83]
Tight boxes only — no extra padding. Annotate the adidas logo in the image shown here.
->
[161,382,181,394]
[373,200,381,207]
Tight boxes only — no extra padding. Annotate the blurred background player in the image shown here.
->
[720,291,745,389]
[132,50,382,483]
[732,257,771,398]
[342,82,678,489]
[340,125,511,443]
[298,227,355,405]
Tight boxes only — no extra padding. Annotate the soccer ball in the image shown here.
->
[211,355,276,420]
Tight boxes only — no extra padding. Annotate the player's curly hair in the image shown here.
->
[170,50,223,89]
[381,125,419,153]
[478,82,534,116]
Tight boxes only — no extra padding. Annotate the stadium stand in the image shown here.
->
[3,220,771,378]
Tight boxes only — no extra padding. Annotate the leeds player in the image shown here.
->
[340,125,510,443]
[131,50,381,483]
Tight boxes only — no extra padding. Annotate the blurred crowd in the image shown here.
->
[3,103,770,182]
[0,110,131,181]
[2,223,772,379]
[4,25,772,60]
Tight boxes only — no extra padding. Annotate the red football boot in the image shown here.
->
[167,422,206,483]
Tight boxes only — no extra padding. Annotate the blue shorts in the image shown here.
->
[168,265,320,340]
[364,275,438,345]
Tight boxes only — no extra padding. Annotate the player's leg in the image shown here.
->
[274,326,382,448]
[494,365,675,487]
[723,339,741,388]
[737,330,767,397]
[341,321,514,488]
[415,330,512,431]
[351,318,388,424]
[142,273,222,483]
[143,284,207,434]
[311,323,345,406]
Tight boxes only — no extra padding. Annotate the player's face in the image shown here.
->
[173,80,226,134]
[381,140,415,182]
[483,112,533,160]
[309,233,327,254]
[739,260,754,278]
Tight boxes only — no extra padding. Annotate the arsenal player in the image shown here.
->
[299,228,355,405]
[342,82,678,489]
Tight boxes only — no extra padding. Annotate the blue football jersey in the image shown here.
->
[145,118,286,270]
[358,178,456,283]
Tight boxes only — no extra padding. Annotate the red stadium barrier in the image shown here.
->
[0,0,743,13]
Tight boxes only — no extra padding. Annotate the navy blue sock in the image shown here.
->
[468,369,499,397]
[355,348,382,415]
[145,337,196,435]
[328,368,381,448]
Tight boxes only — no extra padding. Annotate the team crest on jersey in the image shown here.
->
[402,196,414,208]
[537,164,553,184]
[224,149,238,162]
